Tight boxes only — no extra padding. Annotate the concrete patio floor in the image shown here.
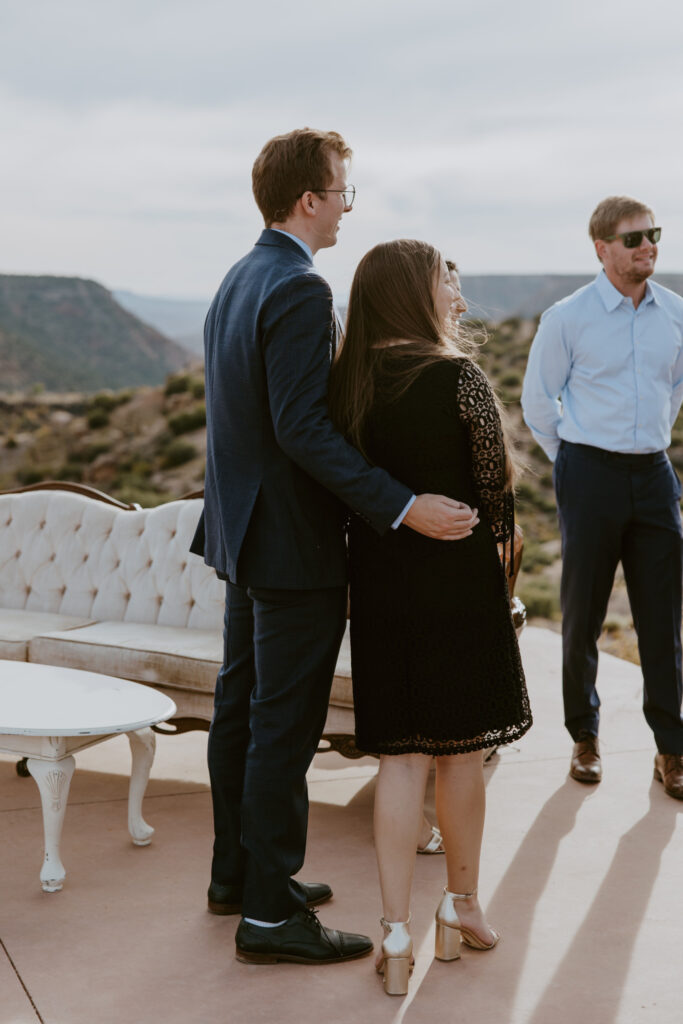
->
[1,626,681,1024]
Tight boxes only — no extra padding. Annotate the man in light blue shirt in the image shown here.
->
[522,195,683,799]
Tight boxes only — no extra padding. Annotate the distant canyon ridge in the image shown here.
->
[115,273,683,357]
[1,272,682,394]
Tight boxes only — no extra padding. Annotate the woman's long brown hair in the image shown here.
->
[328,238,519,489]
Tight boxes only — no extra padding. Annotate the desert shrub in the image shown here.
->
[500,370,523,389]
[160,439,197,468]
[87,409,110,429]
[191,378,205,399]
[5,434,17,449]
[114,471,157,493]
[57,462,84,482]
[602,615,631,635]
[165,374,191,396]
[90,391,130,412]
[113,485,169,508]
[17,466,53,486]
[520,541,555,574]
[516,480,556,514]
[518,577,560,619]
[77,441,112,462]
[168,404,206,435]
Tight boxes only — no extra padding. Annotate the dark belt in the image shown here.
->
[560,440,665,466]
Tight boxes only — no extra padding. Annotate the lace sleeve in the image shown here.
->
[456,361,514,547]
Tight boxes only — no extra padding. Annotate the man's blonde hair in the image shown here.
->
[252,128,352,226]
[588,195,655,242]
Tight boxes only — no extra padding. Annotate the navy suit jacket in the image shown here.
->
[191,229,412,589]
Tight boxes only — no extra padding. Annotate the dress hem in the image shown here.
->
[354,716,533,757]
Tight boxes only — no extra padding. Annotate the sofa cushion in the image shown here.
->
[30,621,222,694]
[0,608,95,661]
[30,617,355,707]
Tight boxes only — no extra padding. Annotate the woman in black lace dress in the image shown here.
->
[328,240,531,994]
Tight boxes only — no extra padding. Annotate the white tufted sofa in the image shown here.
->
[0,483,358,748]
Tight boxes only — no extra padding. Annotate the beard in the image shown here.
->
[625,265,655,284]
[623,255,656,285]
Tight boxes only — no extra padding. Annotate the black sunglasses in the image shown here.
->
[603,227,661,248]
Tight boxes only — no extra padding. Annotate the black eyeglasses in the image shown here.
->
[603,227,661,248]
[299,185,356,208]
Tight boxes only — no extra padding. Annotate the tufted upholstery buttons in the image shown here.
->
[147,559,153,568]
[188,598,195,607]
[49,553,56,561]
[74,523,81,532]
[26,585,31,595]
[114,559,121,569]
[92,588,98,597]
[15,550,21,559]
[6,517,11,526]
[124,592,131,601]
[83,553,88,562]
[180,561,187,571]
[39,520,46,529]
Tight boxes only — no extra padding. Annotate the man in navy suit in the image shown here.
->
[191,128,478,965]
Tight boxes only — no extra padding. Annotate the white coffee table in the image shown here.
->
[0,661,176,892]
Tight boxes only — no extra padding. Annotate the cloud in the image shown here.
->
[2,0,683,295]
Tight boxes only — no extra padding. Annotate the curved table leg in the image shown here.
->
[27,756,75,892]
[127,728,156,846]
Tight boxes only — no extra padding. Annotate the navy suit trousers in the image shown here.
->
[207,580,347,921]
[554,441,683,753]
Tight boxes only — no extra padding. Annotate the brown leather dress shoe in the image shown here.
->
[654,753,683,800]
[570,732,602,783]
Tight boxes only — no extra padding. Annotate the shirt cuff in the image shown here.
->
[392,495,416,529]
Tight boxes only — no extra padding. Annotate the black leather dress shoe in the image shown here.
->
[208,880,332,916]
[569,731,602,784]
[235,908,373,965]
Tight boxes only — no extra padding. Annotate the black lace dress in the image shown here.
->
[348,357,532,755]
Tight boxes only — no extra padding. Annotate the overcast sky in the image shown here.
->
[3,0,683,300]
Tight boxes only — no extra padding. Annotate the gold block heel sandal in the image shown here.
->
[376,915,413,996]
[435,887,499,960]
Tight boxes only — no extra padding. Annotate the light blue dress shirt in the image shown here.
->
[521,270,683,462]
[271,228,313,262]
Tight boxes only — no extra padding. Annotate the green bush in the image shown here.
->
[168,404,206,435]
[72,441,111,463]
[57,462,84,482]
[191,379,205,399]
[87,409,109,429]
[518,577,560,619]
[90,391,130,412]
[17,466,52,486]
[160,439,198,468]
[520,541,555,574]
[113,486,169,508]
[165,374,191,396]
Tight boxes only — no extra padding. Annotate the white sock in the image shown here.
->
[244,917,287,928]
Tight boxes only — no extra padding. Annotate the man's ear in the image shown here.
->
[594,239,606,265]
[299,190,318,218]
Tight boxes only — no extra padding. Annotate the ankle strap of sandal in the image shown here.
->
[380,913,412,929]
[443,886,477,899]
